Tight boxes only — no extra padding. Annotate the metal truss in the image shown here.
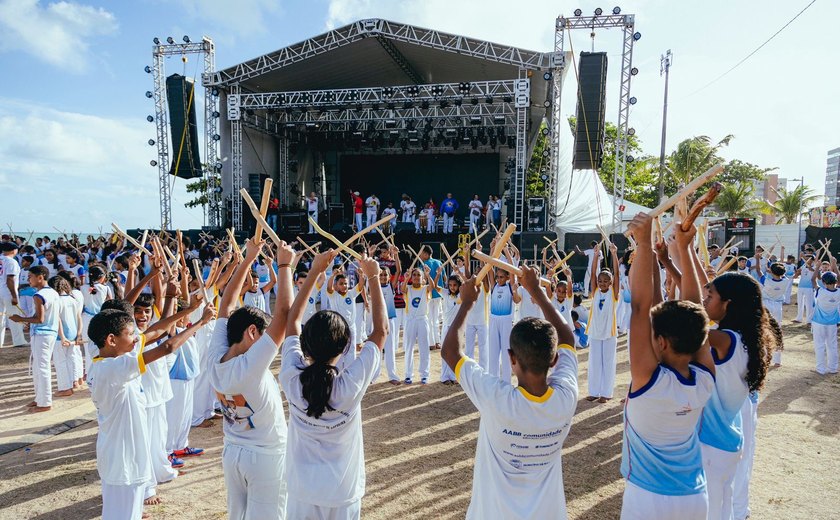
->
[278,138,290,208]
[546,32,566,231]
[229,84,244,229]
[205,19,551,87]
[512,73,530,231]
[374,34,423,84]
[550,13,636,233]
[150,36,218,229]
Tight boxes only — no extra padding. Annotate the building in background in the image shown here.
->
[754,173,788,225]
[825,147,840,206]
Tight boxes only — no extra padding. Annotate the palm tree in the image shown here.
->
[763,184,822,224]
[715,182,761,218]
[667,134,734,186]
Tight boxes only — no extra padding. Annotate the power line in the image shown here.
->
[684,0,817,99]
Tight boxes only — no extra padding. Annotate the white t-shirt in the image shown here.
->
[242,290,266,312]
[307,197,319,213]
[140,337,174,408]
[442,292,461,327]
[455,346,579,519]
[209,318,287,453]
[586,287,618,340]
[382,207,397,219]
[404,285,430,319]
[328,288,358,328]
[403,201,417,218]
[466,286,489,327]
[365,196,379,213]
[81,283,110,315]
[0,255,21,299]
[32,287,60,336]
[469,200,483,217]
[279,336,380,507]
[88,348,152,486]
[517,287,544,320]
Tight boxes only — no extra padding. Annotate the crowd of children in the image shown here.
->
[0,217,824,519]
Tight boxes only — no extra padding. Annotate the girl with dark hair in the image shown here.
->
[439,275,462,385]
[700,272,774,519]
[39,248,61,278]
[80,265,112,377]
[50,275,82,396]
[281,249,387,519]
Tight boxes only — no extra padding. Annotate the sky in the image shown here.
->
[0,0,836,232]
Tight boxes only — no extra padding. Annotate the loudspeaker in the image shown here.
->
[573,52,608,170]
[527,197,546,232]
[394,222,417,234]
[166,74,202,179]
[520,232,559,261]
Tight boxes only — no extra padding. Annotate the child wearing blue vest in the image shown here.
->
[621,213,716,519]
[810,263,840,375]
[794,254,816,323]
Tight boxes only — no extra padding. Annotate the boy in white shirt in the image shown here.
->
[210,236,295,520]
[441,266,578,519]
[1,241,26,347]
[365,193,380,230]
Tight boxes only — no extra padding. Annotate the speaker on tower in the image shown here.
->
[166,74,203,179]
[573,52,608,170]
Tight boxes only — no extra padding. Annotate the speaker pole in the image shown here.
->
[657,50,673,204]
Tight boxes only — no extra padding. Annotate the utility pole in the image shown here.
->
[656,50,673,203]
[794,176,805,250]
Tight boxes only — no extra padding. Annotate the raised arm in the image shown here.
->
[523,265,574,348]
[262,261,277,294]
[609,243,620,295]
[265,240,295,344]
[360,255,387,348]
[626,213,660,390]
[287,250,338,337]
[218,240,262,319]
[589,246,601,296]
[143,295,203,344]
[144,305,216,364]
[441,276,477,370]
[674,223,701,304]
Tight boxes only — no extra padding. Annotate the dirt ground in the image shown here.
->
[1,291,839,520]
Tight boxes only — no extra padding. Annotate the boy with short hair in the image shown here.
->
[441,267,578,518]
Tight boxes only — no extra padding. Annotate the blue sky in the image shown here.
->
[0,0,836,232]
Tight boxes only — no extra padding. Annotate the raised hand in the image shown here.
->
[311,249,338,273]
[627,212,653,245]
[275,240,296,265]
[360,253,381,278]
[459,276,479,304]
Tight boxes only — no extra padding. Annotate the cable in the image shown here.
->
[684,0,817,99]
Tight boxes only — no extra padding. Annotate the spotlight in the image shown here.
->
[211,88,220,96]
[454,98,462,106]
[183,35,191,43]
[469,116,481,125]
[150,160,158,166]
[146,115,154,122]
[627,127,636,135]
[542,149,550,157]
[629,96,637,105]
[470,97,479,106]
[627,155,635,163]
[595,7,603,15]
[612,6,621,14]
[148,139,155,146]
[420,100,430,110]
[503,95,513,103]
[574,8,582,16]
[153,37,160,45]
[144,65,152,73]
[543,71,552,81]
[541,127,550,136]
[543,100,551,108]
[212,110,220,118]
[383,87,394,97]
[631,67,639,75]
[458,82,471,93]
[215,161,223,170]
[439,100,450,109]
[166,36,175,44]
[145,91,153,98]
[540,174,549,181]
[485,96,493,104]
[212,134,221,141]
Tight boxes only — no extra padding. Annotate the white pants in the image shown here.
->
[426,216,435,233]
[796,287,814,322]
[443,213,454,234]
[702,443,742,520]
[366,210,377,231]
[102,481,148,520]
[31,334,57,407]
[617,298,631,333]
[488,314,513,382]
[428,298,442,345]
[733,396,758,520]
[620,480,708,520]
[784,277,793,304]
[286,497,360,520]
[812,322,839,374]
[394,307,405,333]
[52,341,76,392]
[403,317,430,381]
[0,295,26,346]
[588,337,618,398]
[583,268,592,297]
[354,303,366,345]
[309,211,318,234]
[354,213,363,232]
[71,343,83,381]
[465,323,488,370]
[763,299,783,325]
[192,329,217,426]
[166,379,194,453]
[383,318,399,381]
[469,213,480,233]
[146,403,178,483]
[440,323,456,382]
[223,444,287,520]
[337,324,358,373]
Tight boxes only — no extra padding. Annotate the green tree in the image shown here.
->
[719,159,776,187]
[184,178,211,209]
[667,134,733,187]
[762,184,822,224]
[526,122,550,197]
[714,182,762,218]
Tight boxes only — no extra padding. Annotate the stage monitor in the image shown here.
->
[338,153,500,221]
[166,74,202,179]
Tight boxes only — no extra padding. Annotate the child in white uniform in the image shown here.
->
[327,268,363,370]
[487,269,521,383]
[810,270,840,374]
[240,267,275,312]
[81,266,112,377]
[441,265,578,519]
[376,267,400,384]
[585,243,620,403]
[465,273,490,370]
[280,250,386,519]
[294,270,323,326]
[621,212,716,519]
[440,275,462,384]
[52,276,82,397]
[209,237,295,520]
[401,266,433,384]
[795,255,816,323]
[700,272,774,520]
[762,262,788,366]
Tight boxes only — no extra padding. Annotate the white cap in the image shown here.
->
[354,191,360,195]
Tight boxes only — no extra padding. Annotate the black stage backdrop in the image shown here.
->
[805,225,840,256]
[339,153,500,218]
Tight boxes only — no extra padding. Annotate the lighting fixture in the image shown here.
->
[612,6,621,14]
[629,96,637,104]
[633,32,641,41]
[144,65,152,73]
[150,160,158,166]
[145,91,153,98]
[146,115,154,122]
[627,127,635,135]
[485,96,493,104]
[166,36,175,44]
[148,139,155,146]
[153,37,160,45]
[630,67,638,75]
[574,8,582,16]
[183,35,190,43]
[212,134,221,140]
[543,72,552,81]
[594,7,603,15]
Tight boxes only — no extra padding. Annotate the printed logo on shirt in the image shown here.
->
[308,297,314,304]
[411,297,421,308]
[510,459,523,469]
[345,297,352,305]
[675,404,693,416]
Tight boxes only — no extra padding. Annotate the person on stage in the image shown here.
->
[365,193,380,232]
[441,193,459,234]
[468,195,483,234]
[350,190,364,232]
[306,192,319,234]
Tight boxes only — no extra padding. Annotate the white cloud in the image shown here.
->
[0,0,118,71]
[174,0,282,38]
[0,99,205,232]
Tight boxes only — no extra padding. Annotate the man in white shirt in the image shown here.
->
[307,192,319,234]
[381,203,397,234]
[575,241,600,297]
[365,193,380,231]
[0,242,26,347]
[468,195,484,234]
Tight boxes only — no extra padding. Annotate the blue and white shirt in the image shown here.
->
[812,287,840,325]
[490,283,513,317]
[699,330,749,453]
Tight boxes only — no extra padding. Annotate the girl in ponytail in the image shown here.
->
[280,249,388,518]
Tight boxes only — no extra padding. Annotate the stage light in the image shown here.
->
[148,139,155,146]
[613,6,621,14]
[439,99,450,109]
[403,100,414,109]
[215,161,224,170]
[627,155,635,162]
[485,96,493,104]
[167,36,175,44]
[574,8,582,16]
[489,136,497,148]
[543,72,552,81]
[212,110,220,118]
[503,95,513,103]
[212,88,220,96]
[633,32,641,41]
[144,65,152,73]
[471,97,479,106]
[212,133,221,140]
[383,87,394,97]
[385,119,397,128]
[540,174,549,181]
[595,7,603,15]
[420,100,429,110]
[542,127,550,136]
[631,67,639,75]
[145,91,153,98]
[543,100,551,108]
[470,116,481,125]
[629,96,637,104]
[458,82,471,93]
[153,37,160,45]
[454,98,462,106]
[150,160,158,166]
[543,149,550,157]
[628,127,635,135]
[183,35,191,43]
[146,115,154,122]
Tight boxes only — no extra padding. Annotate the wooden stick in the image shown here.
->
[472,251,552,287]
[239,189,289,252]
[375,226,395,249]
[111,224,148,255]
[192,258,210,302]
[307,217,362,260]
[548,251,575,275]
[626,163,725,236]
[440,243,457,272]
[681,182,723,232]
[466,228,490,250]
[254,178,274,241]
[720,236,738,253]
[475,224,516,284]
[204,258,220,290]
[295,236,321,256]
[716,255,739,275]
[343,213,397,246]
[654,217,663,244]
[406,244,424,273]
[226,228,242,258]
[543,235,560,247]
[139,230,149,249]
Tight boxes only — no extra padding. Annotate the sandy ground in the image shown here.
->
[1,293,839,520]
